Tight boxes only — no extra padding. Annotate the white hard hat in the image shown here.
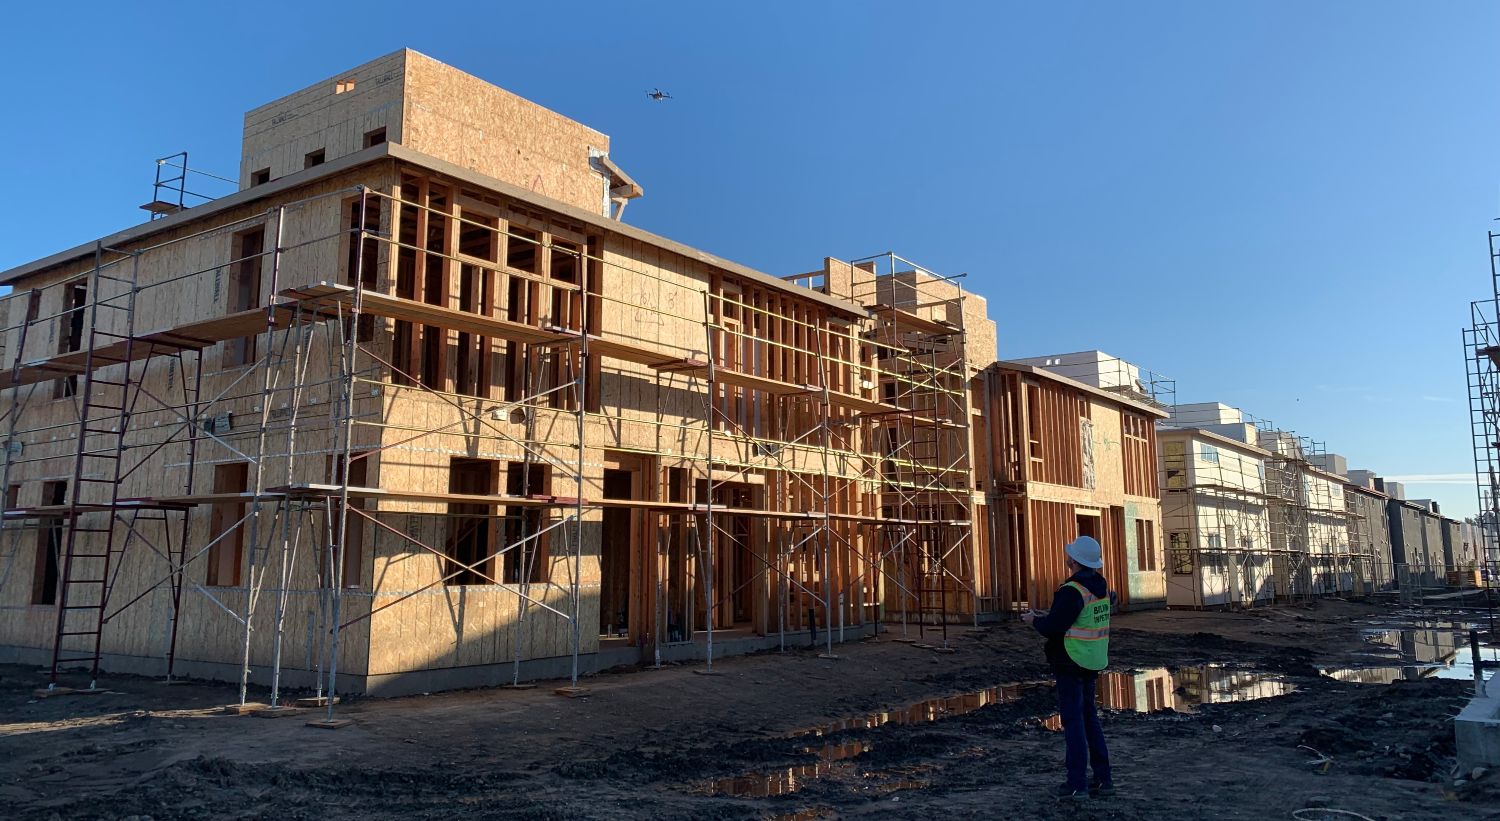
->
[1065,536,1104,569]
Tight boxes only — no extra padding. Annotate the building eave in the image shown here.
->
[1345,483,1389,501]
[1157,425,1272,457]
[990,361,1170,419]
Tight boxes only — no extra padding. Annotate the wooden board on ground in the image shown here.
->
[224,702,269,715]
[33,687,110,698]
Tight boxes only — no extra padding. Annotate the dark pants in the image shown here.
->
[1056,673,1111,791]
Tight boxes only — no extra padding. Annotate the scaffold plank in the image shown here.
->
[285,282,905,414]
[868,303,961,337]
[0,303,332,390]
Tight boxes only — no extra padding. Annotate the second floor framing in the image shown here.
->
[0,145,986,501]
[982,362,1165,499]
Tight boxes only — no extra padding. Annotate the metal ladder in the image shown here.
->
[49,244,141,686]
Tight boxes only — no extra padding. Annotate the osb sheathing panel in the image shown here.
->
[0,167,399,676]
[596,234,710,430]
[402,51,609,216]
[0,417,376,677]
[240,49,610,214]
[363,416,597,675]
[872,270,997,375]
[242,51,408,187]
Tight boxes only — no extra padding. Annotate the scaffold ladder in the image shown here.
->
[49,244,143,685]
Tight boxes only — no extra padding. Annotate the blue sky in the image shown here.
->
[2,2,1495,515]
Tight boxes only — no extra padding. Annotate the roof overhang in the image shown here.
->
[990,361,1170,419]
[1305,465,1349,484]
[1157,425,1272,457]
[1344,483,1389,500]
[596,154,643,200]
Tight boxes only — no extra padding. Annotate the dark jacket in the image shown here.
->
[1031,569,1110,678]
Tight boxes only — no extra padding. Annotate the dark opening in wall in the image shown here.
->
[343,199,382,342]
[506,226,539,273]
[32,480,66,605]
[223,227,265,367]
[325,453,369,588]
[54,280,87,398]
[504,463,549,584]
[446,458,498,585]
[207,463,248,587]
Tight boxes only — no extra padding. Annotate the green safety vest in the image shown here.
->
[1062,580,1110,671]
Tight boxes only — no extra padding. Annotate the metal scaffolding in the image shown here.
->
[1159,407,1366,608]
[850,253,979,646]
[1465,232,1500,586]
[0,169,983,718]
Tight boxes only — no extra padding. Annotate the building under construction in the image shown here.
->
[1159,402,1368,606]
[1158,418,1275,608]
[979,352,1169,612]
[0,50,1000,703]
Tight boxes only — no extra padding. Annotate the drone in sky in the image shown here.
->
[647,88,673,101]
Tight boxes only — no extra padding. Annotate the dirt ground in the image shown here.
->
[1,599,1494,820]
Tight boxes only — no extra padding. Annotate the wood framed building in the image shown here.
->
[0,50,997,700]
[978,360,1168,613]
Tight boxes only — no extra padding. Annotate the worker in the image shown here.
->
[1022,535,1114,801]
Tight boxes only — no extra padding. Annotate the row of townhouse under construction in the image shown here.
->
[0,51,1482,702]
[1159,404,1483,607]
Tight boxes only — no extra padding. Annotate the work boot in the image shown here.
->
[1055,784,1090,802]
[1089,779,1116,797]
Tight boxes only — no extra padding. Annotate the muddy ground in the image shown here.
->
[1,599,1494,820]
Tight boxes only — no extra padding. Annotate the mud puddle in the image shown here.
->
[692,748,933,799]
[1097,664,1294,714]
[696,664,1292,797]
[1322,642,1499,684]
[1324,622,1498,684]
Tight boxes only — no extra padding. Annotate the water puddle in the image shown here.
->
[789,683,1037,740]
[1324,621,1498,684]
[1033,665,1293,730]
[696,760,840,799]
[692,748,931,798]
[1109,664,1294,712]
[696,664,1292,797]
[1322,643,1498,684]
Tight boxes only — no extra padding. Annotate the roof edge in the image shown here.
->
[1157,425,1272,457]
[0,142,869,318]
[991,361,1170,418]
[0,142,396,286]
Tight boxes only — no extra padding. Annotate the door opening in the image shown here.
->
[600,468,634,638]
